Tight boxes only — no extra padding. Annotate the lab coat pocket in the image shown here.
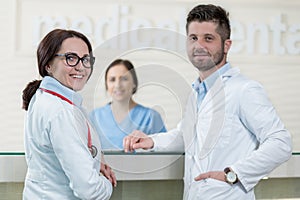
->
[217,115,234,149]
[196,114,232,151]
[186,179,230,200]
[199,178,234,200]
[186,180,205,200]
[26,169,45,183]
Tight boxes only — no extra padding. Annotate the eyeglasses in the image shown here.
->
[55,53,95,68]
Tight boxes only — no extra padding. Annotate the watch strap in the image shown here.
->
[224,167,238,184]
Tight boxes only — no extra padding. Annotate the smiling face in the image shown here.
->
[47,37,92,91]
[186,21,231,72]
[106,64,135,102]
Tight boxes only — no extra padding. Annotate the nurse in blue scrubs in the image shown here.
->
[90,59,166,150]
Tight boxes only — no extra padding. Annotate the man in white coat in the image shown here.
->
[123,4,292,200]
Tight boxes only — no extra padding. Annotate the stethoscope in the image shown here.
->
[40,88,98,158]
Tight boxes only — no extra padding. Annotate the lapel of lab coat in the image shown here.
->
[196,67,240,160]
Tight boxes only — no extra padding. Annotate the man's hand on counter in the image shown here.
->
[123,130,154,153]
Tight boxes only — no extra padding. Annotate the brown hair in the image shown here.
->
[22,29,94,110]
[105,59,138,94]
[22,80,41,110]
[186,4,231,42]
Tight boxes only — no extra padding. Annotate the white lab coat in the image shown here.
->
[151,66,292,200]
[23,77,112,200]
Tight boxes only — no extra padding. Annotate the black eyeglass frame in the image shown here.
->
[55,53,95,68]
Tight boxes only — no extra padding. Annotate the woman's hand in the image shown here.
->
[100,162,117,187]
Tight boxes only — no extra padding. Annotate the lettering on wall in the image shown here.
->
[32,5,300,55]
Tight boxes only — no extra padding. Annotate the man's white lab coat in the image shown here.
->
[151,65,292,200]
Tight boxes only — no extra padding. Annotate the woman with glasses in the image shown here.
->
[22,29,116,199]
[89,59,167,150]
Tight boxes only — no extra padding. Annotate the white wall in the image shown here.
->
[1,0,299,152]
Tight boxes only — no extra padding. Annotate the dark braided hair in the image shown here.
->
[22,80,41,111]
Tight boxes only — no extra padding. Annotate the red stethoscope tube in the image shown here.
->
[40,88,97,157]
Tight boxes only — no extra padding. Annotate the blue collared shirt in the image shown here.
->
[192,63,231,107]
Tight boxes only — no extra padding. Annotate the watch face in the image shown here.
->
[227,171,237,183]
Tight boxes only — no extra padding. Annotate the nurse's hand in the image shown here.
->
[123,130,154,153]
[101,163,117,187]
[194,171,226,182]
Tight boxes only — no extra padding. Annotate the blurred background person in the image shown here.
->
[22,29,115,200]
[90,59,166,150]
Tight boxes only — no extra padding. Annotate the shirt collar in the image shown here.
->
[40,76,83,107]
[192,63,231,93]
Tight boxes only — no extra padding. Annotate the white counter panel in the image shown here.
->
[0,153,299,182]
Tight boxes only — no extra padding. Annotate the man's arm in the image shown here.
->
[232,81,292,191]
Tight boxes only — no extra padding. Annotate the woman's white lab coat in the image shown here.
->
[23,77,112,200]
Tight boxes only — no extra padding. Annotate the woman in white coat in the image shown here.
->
[22,29,116,199]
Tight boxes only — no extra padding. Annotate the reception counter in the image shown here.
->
[0,152,300,199]
[1,151,299,182]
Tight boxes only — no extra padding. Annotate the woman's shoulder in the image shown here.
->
[133,104,161,117]
[134,104,150,113]
[36,89,70,112]
[133,104,166,132]
[91,103,111,114]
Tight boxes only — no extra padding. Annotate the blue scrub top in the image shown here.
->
[90,104,167,149]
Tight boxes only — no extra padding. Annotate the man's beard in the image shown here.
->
[192,48,224,72]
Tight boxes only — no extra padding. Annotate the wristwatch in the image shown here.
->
[224,167,238,184]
